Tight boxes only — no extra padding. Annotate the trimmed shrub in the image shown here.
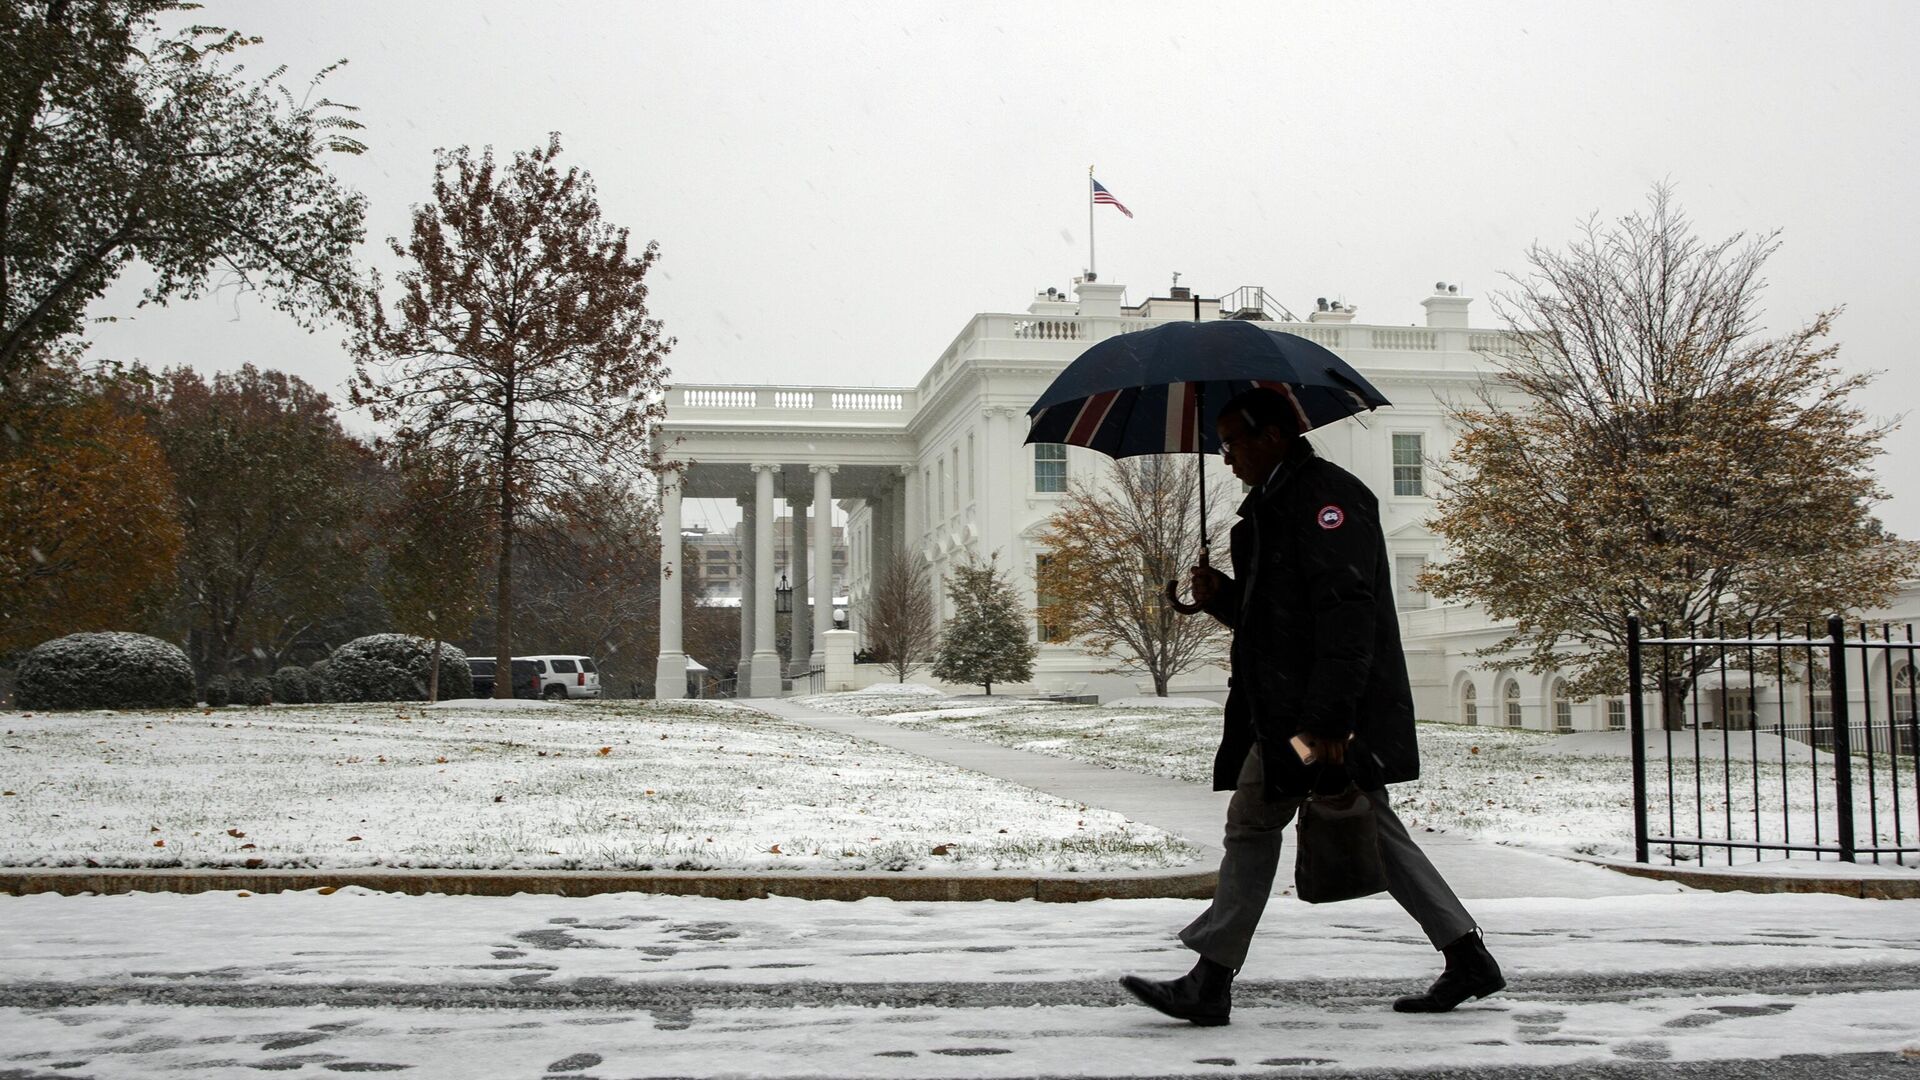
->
[307,659,334,702]
[203,675,231,708]
[14,632,196,711]
[242,677,274,706]
[270,666,311,705]
[321,634,473,703]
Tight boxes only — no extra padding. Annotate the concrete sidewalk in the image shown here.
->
[747,697,1678,901]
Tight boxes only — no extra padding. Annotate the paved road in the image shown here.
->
[6,885,1917,1078]
[748,697,1676,900]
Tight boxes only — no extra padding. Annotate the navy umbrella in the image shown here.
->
[1024,319,1389,611]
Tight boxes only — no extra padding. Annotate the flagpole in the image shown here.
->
[1087,165,1096,278]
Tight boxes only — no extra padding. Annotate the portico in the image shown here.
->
[653,389,919,698]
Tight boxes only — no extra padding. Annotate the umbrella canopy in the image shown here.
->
[1024,320,1390,457]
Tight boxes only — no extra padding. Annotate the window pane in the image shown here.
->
[580,659,596,673]
[1608,699,1627,730]
[1395,555,1428,611]
[1392,433,1424,496]
[552,660,577,673]
[1035,444,1068,493]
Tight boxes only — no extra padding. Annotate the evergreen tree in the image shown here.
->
[932,555,1036,695]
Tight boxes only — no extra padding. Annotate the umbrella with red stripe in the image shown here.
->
[1025,318,1389,610]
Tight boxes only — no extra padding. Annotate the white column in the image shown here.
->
[790,496,811,676]
[653,472,687,698]
[981,408,1014,558]
[749,463,783,697]
[810,464,835,671]
[901,462,923,563]
[737,496,754,693]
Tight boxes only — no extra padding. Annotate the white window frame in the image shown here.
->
[1504,680,1523,728]
[1395,554,1429,611]
[1608,698,1627,731]
[1391,431,1426,498]
[1034,443,1068,493]
[1551,679,1572,732]
[1461,682,1477,726]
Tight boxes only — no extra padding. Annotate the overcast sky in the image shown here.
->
[80,1,1920,536]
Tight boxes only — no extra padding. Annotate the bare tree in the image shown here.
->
[1036,456,1231,696]
[351,135,673,697]
[860,545,938,683]
[1424,184,1913,728]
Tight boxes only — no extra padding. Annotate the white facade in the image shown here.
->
[653,276,1918,732]
[655,276,1525,705]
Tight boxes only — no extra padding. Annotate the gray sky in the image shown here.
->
[81,1,1920,535]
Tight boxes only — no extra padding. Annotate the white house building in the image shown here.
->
[652,275,1920,740]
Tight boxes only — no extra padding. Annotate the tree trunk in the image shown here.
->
[428,636,442,704]
[1661,682,1688,732]
[1153,673,1169,696]
[984,681,992,696]
[494,413,515,699]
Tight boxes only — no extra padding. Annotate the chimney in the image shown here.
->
[1073,276,1126,316]
[1422,282,1472,328]
[1308,297,1357,324]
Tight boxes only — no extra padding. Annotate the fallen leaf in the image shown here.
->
[1470,746,1481,755]
[598,746,612,756]
[998,828,1008,834]
[1,791,13,797]
[227,829,245,838]
[239,843,256,850]
[931,844,951,856]
[644,789,656,796]
[244,858,264,868]
[236,891,252,898]
[435,756,448,764]
[316,886,338,896]
[768,844,783,854]
[345,835,362,841]
[493,795,505,802]
[152,839,164,847]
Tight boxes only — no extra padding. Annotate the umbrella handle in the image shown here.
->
[1165,549,1208,616]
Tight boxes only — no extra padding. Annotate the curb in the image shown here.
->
[1566,856,1920,900]
[0,864,1218,903]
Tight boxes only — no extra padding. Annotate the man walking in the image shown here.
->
[1120,387,1503,1026]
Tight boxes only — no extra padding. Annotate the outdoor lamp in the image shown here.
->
[775,572,793,615]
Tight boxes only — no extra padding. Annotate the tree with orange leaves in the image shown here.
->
[0,371,183,654]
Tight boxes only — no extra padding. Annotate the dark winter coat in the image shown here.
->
[1201,443,1419,798]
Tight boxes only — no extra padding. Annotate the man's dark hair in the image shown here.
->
[1219,387,1305,439]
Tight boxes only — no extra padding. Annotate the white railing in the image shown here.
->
[1010,317,1085,341]
[683,388,759,408]
[669,385,916,415]
[831,391,905,410]
[1368,328,1439,351]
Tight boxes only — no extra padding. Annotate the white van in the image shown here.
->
[514,655,602,700]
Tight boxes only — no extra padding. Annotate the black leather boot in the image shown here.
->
[1393,929,1505,1013]
[1119,955,1234,1026]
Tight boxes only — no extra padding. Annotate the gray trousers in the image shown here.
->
[1181,743,1477,971]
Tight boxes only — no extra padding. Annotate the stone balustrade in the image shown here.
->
[668,384,917,417]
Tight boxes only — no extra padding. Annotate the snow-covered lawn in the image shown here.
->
[800,687,1920,868]
[0,700,1197,873]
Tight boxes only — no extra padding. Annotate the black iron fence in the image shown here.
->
[1627,616,1920,866]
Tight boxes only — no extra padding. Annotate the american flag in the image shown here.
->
[1091,179,1133,218]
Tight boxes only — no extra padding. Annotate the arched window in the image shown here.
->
[1895,665,1915,754]
[1551,679,1572,733]
[1504,680,1522,728]
[1461,682,1478,726]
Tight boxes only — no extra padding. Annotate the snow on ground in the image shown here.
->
[0,700,1196,873]
[3,888,1918,1077]
[1105,696,1219,710]
[798,690,1920,869]
[421,697,564,711]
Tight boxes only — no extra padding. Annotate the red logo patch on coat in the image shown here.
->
[1317,505,1346,530]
